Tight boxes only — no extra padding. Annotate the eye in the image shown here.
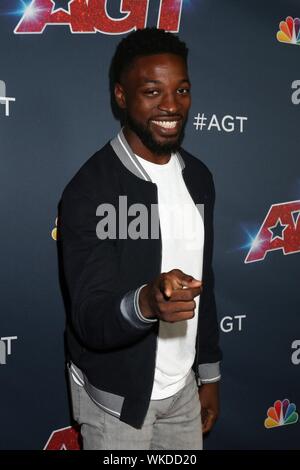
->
[144,89,160,96]
[177,88,190,95]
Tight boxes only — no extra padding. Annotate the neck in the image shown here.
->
[122,125,171,165]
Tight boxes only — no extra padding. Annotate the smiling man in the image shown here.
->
[115,53,190,162]
[60,28,222,450]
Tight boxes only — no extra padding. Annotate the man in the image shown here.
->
[60,27,222,450]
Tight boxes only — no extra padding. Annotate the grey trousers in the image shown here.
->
[68,367,203,450]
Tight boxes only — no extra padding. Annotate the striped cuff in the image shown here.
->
[120,285,158,330]
[198,362,221,386]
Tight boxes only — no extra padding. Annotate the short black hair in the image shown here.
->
[111,27,188,85]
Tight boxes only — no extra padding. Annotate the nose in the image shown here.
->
[157,91,179,114]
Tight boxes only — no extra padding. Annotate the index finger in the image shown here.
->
[168,285,203,301]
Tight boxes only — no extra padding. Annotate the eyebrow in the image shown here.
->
[141,78,191,85]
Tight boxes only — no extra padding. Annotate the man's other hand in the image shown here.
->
[198,381,219,434]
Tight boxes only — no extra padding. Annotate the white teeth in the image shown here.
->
[152,120,178,129]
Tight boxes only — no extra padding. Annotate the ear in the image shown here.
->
[114,82,126,110]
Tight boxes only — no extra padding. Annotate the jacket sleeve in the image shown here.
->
[59,183,157,352]
[197,171,222,384]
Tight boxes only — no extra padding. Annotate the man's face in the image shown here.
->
[115,53,191,156]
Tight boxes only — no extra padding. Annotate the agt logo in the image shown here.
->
[0,80,16,117]
[277,16,300,45]
[291,340,300,365]
[14,0,183,35]
[220,315,246,333]
[44,425,81,450]
[264,399,298,429]
[244,200,300,263]
[0,336,18,365]
[291,80,300,105]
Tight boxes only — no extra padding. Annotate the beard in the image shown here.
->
[126,113,187,156]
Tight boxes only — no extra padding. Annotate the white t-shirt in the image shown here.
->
[135,153,204,399]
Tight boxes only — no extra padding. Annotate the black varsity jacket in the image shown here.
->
[59,129,222,429]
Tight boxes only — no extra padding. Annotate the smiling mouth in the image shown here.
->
[151,120,180,129]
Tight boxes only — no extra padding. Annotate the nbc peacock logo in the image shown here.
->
[264,399,299,429]
[277,17,300,45]
[51,217,58,241]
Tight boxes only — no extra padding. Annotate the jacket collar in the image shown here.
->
[110,128,185,183]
